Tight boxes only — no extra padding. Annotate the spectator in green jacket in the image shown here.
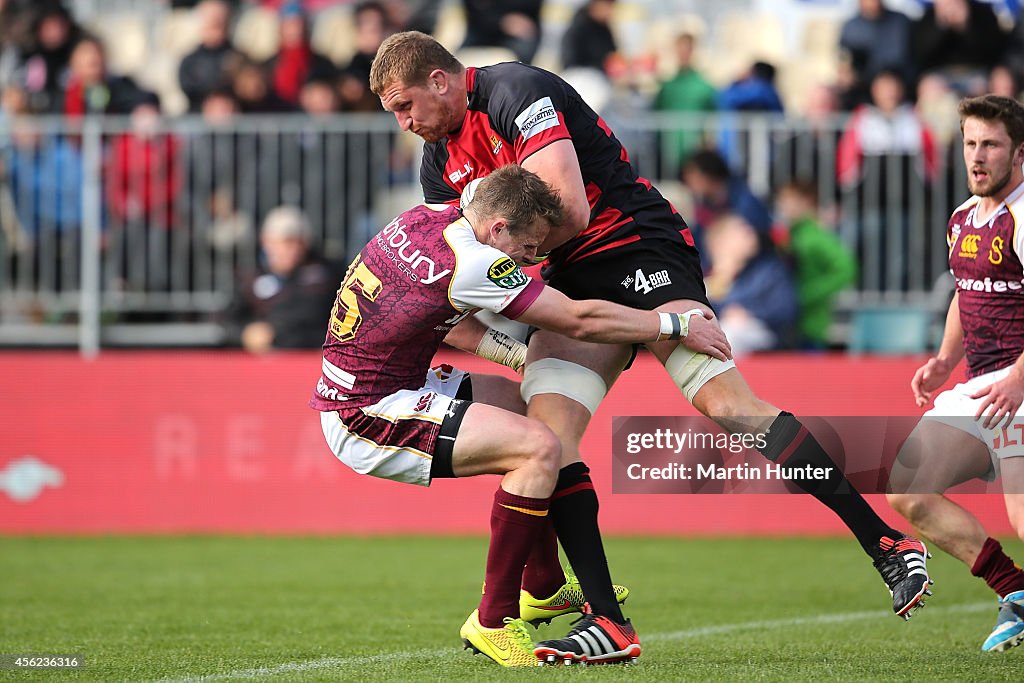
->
[653,32,717,176]
[775,180,857,348]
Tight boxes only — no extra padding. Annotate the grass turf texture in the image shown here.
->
[1,536,1021,682]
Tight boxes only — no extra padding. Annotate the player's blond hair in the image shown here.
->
[369,31,464,96]
[468,166,565,234]
[959,95,1024,149]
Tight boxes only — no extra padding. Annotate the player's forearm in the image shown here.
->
[445,316,527,372]
[934,293,966,367]
[443,316,487,353]
[563,300,665,344]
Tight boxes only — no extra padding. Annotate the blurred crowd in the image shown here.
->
[1,0,1021,352]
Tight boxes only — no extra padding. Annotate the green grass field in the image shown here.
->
[1,536,1021,682]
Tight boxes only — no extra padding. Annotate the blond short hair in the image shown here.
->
[466,166,565,234]
[369,31,464,95]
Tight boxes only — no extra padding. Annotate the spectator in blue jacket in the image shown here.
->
[681,147,773,271]
[716,60,784,169]
[703,213,797,355]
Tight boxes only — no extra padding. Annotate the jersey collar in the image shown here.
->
[972,180,1024,228]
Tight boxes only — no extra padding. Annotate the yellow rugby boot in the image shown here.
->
[520,569,630,626]
[459,609,538,667]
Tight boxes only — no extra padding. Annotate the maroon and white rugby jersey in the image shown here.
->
[309,203,543,410]
[419,63,696,274]
[947,182,1024,378]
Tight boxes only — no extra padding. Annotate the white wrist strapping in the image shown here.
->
[475,327,528,372]
[657,309,706,341]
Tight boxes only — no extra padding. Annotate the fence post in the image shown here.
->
[747,114,771,199]
[78,118,102,357]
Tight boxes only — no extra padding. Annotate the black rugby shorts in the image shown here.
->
[546,237,710,310]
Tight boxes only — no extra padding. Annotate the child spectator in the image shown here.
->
[775,181,857,349]
[703,213,797,355]
[59,36,143,117]
[653,32,717,176]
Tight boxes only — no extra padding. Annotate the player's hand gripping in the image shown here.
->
[911,357,953,407]
[682,310,732,362]
[971,368,1024,430]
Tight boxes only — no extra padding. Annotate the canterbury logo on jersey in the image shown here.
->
[515,97,559,140]
[377,218,452,285]
[958,233,982,258]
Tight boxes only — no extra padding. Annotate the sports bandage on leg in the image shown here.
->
[664,345,736,403]
[521,358,607,416]
[475,328,528,372]
[657,308,707,341]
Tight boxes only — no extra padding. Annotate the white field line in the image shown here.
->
[148,602,991,683]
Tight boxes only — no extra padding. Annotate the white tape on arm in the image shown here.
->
[475,328,528,372]
[657,309,706,341]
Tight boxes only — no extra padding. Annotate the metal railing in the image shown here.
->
[0,111,965,352]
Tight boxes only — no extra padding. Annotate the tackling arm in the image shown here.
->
[517,286,688,345]
[444,316,528,372]
[443,316,487,353]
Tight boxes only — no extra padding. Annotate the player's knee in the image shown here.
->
[886,492,929,521]
[520,422,562,481]
[697,390,765,421]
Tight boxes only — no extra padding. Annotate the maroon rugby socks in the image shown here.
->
[522,520,564,599]
[478,487,550,628]
[972,537,1024,598]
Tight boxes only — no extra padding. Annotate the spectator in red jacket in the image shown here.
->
[265,2,337,106]
[58,35,143,117]
[105,93,181,231]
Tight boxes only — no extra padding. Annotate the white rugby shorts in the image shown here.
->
[320,365,468,486]
[923,365,1024,478]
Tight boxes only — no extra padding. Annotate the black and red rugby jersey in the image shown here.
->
[419,62,697,272]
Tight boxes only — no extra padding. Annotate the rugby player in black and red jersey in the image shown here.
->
[370,32,931,665]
